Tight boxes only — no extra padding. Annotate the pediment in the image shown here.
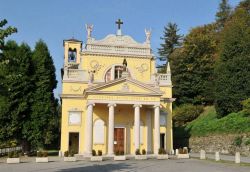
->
[84,77,163,96]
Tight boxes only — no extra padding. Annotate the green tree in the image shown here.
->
[216,0,231,29]
[24,40,58,149]
[0,41,33,147]
[214,7,250,117]
[158,22,182,72]
[170,24,218,105]
[0,19,17,51]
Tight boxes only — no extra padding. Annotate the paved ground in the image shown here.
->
[0,158,249,172]
[190,153,250,163]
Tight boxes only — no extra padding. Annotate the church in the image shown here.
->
[60,20,174,156]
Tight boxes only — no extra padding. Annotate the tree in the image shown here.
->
[0,19,17,51]
[214,7,250,117]
[216,0,231,29]
[23,40,58,149]
[170,24,218,105]
[158,22,183,72]
[0,41,33,147]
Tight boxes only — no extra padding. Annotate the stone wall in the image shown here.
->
[189,133,250,156]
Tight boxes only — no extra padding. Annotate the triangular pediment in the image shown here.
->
[84,77,163,96]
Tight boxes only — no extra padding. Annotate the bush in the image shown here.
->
[37,151,42,157]
[43,151,48,157]
[8,151,14,158]
[119,150,124,155]
[135,149,140,155]
[233,136,242,147]
[173,104,203,126]
[158,148,166,155]
[92,150,96,156]
[97,150,102,156]
[242,98,250,116]
[245,138,250,145]
[64,151,69,157]
[142,149,146,155]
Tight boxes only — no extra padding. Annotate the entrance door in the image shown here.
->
[69,132,79,153]
[114,128,125,153]
[160,133,165,149]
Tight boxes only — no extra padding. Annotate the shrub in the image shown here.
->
[37,151,43,157]
[245,138,250,145]
[42,151,48,157]
[233,136,242,147]
[8,151,14,158]
[173,104,203,126]
[242,98,250,116]
[64,151,69,157]
[97,150,102,156]
[158,148,163,154]
[162,149,167,154]
[158,148,166,155]
[92,150,96,156]
[178,148,183,154]
[115,150,119,156]
[135,149,140,155]
[142,149,146,155]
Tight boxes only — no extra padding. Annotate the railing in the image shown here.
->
[63,69,88,81]
[151,73,172,86]
[0,146,22,154]
[85,44,151,56]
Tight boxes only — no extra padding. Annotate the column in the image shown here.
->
[108,103,116,155]
[134,104,141,152]
[146,109,152,154]
[84,103,95,155]
[154,105,160,154]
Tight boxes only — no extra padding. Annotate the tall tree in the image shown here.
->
[158,22,182,72]
[0,41,33,147]
[214,6,250,117]
[170,24,218,105]
[216,0,231,29]
[24,40,58,149]
[0,19,17,51]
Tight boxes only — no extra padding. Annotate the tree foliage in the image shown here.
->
[0,39,59,150]
[170,24,218,105]
[0,19,17,51]
[158,22,182,72]
[214,6,250,117]
[216,0,231,29]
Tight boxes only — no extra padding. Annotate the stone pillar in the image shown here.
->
[235,152,240,164]
[154,105,160,154]
[134,104,142,152]
[108,103,116,155]
[215,152,220,161]
[146,110,152,154]
[84,103,95,155]
[200,150,206,160]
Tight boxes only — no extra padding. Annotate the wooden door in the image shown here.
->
[114,128,124,153]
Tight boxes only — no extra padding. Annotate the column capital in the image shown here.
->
[133,104,142,108]
[86,102,95,108]
[108,103,116,107]
[153,104,160,108]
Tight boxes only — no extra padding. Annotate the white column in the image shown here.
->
[134,104,142,152]
[154,105,160,154]
[146,110,152,154]
[108,103,116,155]
[84,103,95,155]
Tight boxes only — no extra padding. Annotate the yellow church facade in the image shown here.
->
[60,22,174,156]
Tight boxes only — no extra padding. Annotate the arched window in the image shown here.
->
[68,48,77,62]
[93,119,105,144]
[105,65,130,82]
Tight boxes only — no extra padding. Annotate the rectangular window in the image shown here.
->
[68,111,81,125]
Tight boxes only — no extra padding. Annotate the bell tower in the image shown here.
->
[63,38,82,68]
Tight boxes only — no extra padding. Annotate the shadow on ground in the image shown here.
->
[56,162,134,172]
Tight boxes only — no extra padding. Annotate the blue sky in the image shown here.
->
[0,0,242,98]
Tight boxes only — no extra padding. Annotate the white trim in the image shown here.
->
[87,100,160,106]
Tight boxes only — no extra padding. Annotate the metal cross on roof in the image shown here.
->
[115,19,123,30]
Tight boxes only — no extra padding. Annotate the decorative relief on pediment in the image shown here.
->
[135,63,149,75]
[70,86,82,92]
[90,60,104,74]
[118,83,132,92]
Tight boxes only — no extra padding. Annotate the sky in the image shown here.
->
[0,0,242,98]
